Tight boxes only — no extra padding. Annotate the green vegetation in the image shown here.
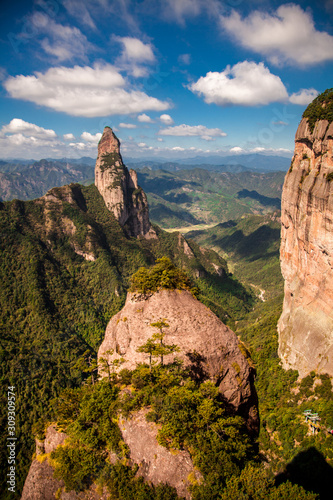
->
[187,214,283,302]
[136,320,180,370]
[47,359,317,500]
[137,169,284,229]
[326,172,333,182]
[100,152,123,173]
[303,88,333,132]
[235,297,333,499]
[0,159,94,201]
[1,177,331,499]
[0,184,253,498]
[130,256,196,295]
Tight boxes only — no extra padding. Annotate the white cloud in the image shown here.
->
[81,131,102,142]
[137,113,153,123]
[160,114,174,125]
[63,0,96,29]
[220,5,333,67]
[163,0,204,24]
[289,88,319,105]
[30,12,94,62]
[114,36,156,77]
[178,53,191,65]
[230,146,243,153]
[2,118,57,139]
[0,119,64,158]
[138,142,147,147]
[116,37,155,63]
[64,133,75,140]
[157,138,164,142]
[4,64,170,118]
[119,123,137,129]
[172,146,185,151]
[159,124,226,141]
[189,61,288,106]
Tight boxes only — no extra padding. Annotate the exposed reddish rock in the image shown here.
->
[278,115,333,377]
[119,408,202,499]
[98,289,258,431]
[95,127,156,238]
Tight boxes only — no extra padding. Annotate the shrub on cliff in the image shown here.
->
[129,256,197,295]
[303,88,333,132]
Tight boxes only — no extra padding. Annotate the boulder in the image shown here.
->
[98,289,258,431]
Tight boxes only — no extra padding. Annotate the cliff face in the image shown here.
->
[278,97,333,377]
[98,289,258,432]
[21,426,67,500]
[119,409,202,499]
[95,127,155,238]
[21,418,199,500]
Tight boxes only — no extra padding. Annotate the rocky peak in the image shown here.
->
[95,127,156,238]
[97,126,120,155]
[278,89,333,377]
[98,289,258,432]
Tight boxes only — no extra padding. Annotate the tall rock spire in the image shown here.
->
[95,127,155,238]
[278,89,333,377]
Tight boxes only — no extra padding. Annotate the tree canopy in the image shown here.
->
[129,256,197,295]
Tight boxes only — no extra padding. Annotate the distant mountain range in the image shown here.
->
[0,159,94,201]
[126,153,291,173]
[0,152,289,203]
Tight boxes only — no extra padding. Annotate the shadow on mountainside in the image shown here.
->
[214,225,280,261]
[237,189,281,208]
[276,446,333,500]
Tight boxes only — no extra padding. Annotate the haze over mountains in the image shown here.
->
[0,153,289,231]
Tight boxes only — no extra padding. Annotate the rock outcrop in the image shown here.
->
[278,91,333,377]
[21,426,67,500]
[120,409,202,499]
[21,419,199,500]
[95,127,155,238]
[98,289,258,431]
[21,426,109,500]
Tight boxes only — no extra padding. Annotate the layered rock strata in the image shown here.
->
[98,289,258,431]
[95,127,155,238]
[278,111,333,377]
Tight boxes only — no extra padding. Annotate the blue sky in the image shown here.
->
[0,0,333,160]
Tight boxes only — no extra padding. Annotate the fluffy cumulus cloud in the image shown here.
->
[114,36,156,77]
[116,37,155,63]
[2,118,57,138]
[137,113,153,123]
[189,61,288,106]
[0,119,106,158]
[159,124,226,141]
[220,5,333,66]
[4,64,170,118]
[160,114,174,125]
[64,133,75,140]
[289,88,319,105]
[81,131,102,142]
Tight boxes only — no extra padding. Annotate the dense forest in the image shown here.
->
[1,183,332,499]
[0,183,254,498]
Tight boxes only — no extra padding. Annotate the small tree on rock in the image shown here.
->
[136,319,180,370]
[99,349,125,382]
